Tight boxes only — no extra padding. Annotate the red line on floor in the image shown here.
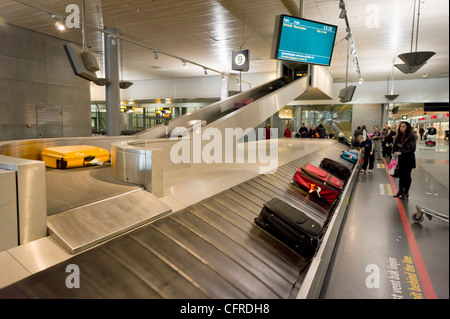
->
[383,158,438,299]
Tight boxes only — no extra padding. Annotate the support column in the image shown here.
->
[104,28,122,136]
[221,76,229,101]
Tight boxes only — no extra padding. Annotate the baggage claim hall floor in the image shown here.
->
[0,138,448,299]
[322,139,449,299]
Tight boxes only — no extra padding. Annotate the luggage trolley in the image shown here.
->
[412,205,449,224]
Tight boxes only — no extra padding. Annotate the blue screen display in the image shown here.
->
[276,15,337,66]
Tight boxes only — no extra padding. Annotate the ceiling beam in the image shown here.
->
[280,0,299,17]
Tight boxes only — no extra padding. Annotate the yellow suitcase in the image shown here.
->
[41,145,110,169]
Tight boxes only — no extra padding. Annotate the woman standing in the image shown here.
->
[284,123,292,138]
[392,121,417,200]
[264,122,271,140]
[372,125,383,160]
[309,124,318,138]
[384,123,397,161]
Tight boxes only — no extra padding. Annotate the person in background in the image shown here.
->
[392,121,417,200]
[384,123,397,161]
[358,134,374,174]
[361,125,368,139]
[309,124,318,138]
[381,122,389,157]
[372,125,383,160]
[419,126,425,140]
[317,123,326,138]
[353,126,363,147]
[263,122,271,140]
[284,123,292,138]
[328,130,335,139]
[299,123,308,138]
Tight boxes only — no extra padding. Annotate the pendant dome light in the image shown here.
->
[395,0,435,74]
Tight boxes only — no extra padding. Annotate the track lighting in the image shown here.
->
[339,8,346,19]
[204,68,208,75]
[345,33,351,40]
[55,20,65,31]
[52,14,65,31]
[152,50,158,59]
[182,60,187,69]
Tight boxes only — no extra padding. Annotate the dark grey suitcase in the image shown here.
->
[255,198,323,259]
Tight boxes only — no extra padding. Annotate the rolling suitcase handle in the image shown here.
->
[83,155,96,165]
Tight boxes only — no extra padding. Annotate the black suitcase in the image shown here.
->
[255,198,323,258]
[320,157,352,181]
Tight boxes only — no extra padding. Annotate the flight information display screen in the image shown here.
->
[272,15,338,66]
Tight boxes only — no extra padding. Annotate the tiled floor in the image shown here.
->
[321,138,449,299]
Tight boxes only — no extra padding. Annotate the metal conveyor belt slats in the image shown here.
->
[0,141,353,299]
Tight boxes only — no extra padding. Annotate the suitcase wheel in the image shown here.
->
[57,159,67,169]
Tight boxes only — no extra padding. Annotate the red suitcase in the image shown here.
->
[234,98,254,110]
[292,167,340,205]
[302,163,344,191]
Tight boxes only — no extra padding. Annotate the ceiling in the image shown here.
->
[0,0,449,120]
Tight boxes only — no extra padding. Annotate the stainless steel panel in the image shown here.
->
[0,78,48,104]
[0,136,134,160]
[0,55,47,83]
[0,155,47,245]
[0,169,18,251]
[0,24,47,63]
[111,140,164,197]
[0,23,91,142]
[47,190,171,254]
[0,102,37,125]
[36,105,62,138]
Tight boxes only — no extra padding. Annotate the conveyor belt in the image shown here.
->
[0,141,353,299]
[46,163,141,216]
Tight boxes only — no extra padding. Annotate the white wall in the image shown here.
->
[90,72,278,101]
[290,77,449,105]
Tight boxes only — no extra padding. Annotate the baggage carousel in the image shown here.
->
[0,141,354,299]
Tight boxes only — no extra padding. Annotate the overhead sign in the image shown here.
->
[232,49,249,72]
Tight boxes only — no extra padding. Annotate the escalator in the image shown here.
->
[134,76,308,139]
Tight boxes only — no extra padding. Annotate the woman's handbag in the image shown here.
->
[387,158,399,177]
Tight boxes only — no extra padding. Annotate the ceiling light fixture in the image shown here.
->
[338,1,361,82]
[385,60,399,101]
[55,20,65,31]
[51,14,65,31]
[24,0,253,87]
[204,68,208,75]
[395,0,435,73]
